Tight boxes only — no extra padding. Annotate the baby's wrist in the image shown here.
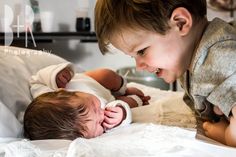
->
[126,95,143,107]
[112,76,127,96]
[117,105,127,121]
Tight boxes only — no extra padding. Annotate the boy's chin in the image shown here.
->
[161,76,176,84]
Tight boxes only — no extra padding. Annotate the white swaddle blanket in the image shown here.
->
[1,83,236,157]
[1,139,70,157]
[2,123,236,157]
[66,123,236,157]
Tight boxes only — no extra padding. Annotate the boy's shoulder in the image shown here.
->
[187,18,236,93]
[191,18,236,72]
[204,18,236,42]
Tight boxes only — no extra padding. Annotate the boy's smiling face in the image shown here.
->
[110,27,191,83]
[109,7,199,83]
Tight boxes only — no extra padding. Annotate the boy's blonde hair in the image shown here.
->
[95,0,207,54]
[24,90,89,140]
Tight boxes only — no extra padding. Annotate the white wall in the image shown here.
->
[37,0,135,70]
[0,0,135,71]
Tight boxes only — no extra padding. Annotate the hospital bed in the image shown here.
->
[0,46,235,157]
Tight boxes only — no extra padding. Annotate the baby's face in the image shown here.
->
[75,92,105,138]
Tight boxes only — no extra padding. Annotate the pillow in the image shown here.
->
[0,46,67,138]
[0,101,22,137]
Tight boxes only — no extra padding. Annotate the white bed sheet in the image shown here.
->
[67,123,236,157]
[0,83,236,157]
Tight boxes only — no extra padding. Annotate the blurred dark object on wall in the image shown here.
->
[75,0,91,32]
[76,17,91,32]
[30,0,42,32]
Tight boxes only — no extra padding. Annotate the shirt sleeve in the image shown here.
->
[207,71,236,117]
[204,40,236,117]
[30,62,74,98]
[105,100,132,127]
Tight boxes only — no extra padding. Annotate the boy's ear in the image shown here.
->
[170,7,192,36]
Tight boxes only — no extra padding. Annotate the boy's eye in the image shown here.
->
[137,48,146,56]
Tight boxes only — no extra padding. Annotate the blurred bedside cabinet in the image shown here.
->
[0,31,97,48]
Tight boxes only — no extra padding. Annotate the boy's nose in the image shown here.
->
[135,58,147,71]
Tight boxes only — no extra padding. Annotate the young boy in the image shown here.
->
[24,62,150,140]
[94,0,236,147]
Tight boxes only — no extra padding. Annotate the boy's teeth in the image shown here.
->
[155,68,160,73]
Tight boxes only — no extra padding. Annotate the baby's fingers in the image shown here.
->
[104,115,119,124]
[104,110,116,118]
[56,76,67,88]
[143,101,149,105]
[103,115,121,129]
[105,107,120,113]
[140,96,150,105]
[142,95,151,101]
[102,122,115,129]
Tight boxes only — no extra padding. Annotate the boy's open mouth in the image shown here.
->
[154,68,162,77]
[154,68,160,74]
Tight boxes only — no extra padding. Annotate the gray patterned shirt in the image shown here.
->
[180,18,236,120]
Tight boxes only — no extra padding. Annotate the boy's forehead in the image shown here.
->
[109,28,149,53]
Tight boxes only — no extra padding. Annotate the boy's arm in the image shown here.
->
[207,72,236,118]
[30,62,74,98]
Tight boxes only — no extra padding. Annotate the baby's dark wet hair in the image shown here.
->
[24,90,89,140]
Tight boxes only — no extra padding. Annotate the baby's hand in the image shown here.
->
[125,87,150,105]
[56,67,72,88]
[103,106,125,130]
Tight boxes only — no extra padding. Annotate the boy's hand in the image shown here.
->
[203,118,228,144]
[103,106,125,130]
[204,106,236,146]
[125,87,150,105]
[56,67,72,88]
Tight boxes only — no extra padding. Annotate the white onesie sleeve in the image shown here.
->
[30,62,75,98]
[105,100,132,127]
